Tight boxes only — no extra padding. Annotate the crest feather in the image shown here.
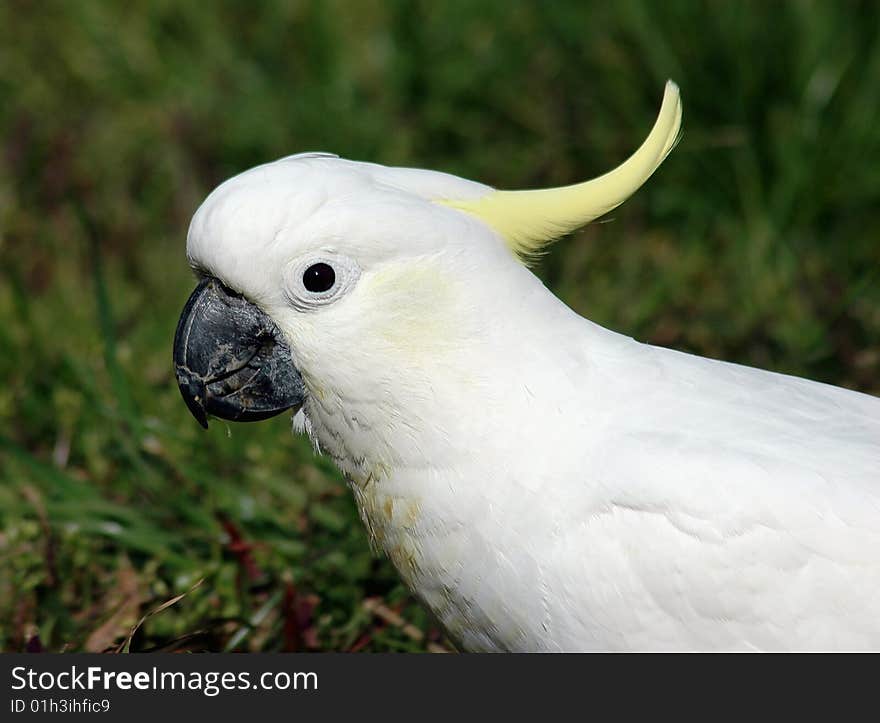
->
[439,81,683,262]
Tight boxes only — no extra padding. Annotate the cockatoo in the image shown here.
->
[173,82,880,651]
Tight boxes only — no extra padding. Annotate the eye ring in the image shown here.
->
[284,254,360,311]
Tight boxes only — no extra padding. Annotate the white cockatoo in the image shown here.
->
[173,82,880,651]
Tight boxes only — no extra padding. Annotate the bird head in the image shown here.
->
[173,82,682,475]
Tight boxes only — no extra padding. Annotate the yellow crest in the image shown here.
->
[439,81,682,262]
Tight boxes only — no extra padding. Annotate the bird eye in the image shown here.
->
[284,254,359,311]
[302,262,336,293]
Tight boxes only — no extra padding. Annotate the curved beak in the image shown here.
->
[172,277,305,429]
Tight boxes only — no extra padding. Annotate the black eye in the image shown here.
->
[302,262,336,293]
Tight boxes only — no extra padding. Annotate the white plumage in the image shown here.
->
[184,83,880,651]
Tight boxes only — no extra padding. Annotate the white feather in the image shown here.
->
[187,154,880,651]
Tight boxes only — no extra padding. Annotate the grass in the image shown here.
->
[1,0,878,652]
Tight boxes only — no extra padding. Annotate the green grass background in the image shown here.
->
[1,0,878,652]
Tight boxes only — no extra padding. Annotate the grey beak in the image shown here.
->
[173,277,305,429]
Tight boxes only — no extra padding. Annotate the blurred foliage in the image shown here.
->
[0,0,878,652]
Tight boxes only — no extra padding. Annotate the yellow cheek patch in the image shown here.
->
[358,259,461,359]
